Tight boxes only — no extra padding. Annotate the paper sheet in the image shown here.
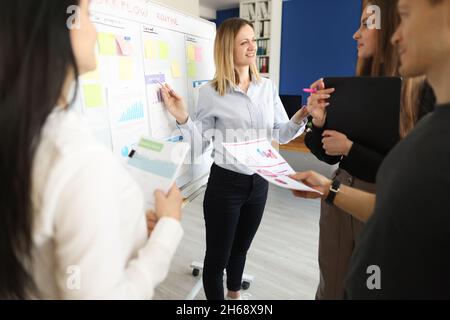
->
[126,137,190,209]
[223,139,322,193]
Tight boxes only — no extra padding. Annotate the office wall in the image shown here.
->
[279,0,361,98]
[213,7,240,27]
[158,0,199,16]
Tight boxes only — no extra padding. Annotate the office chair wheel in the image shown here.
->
[192,268,200,277]
[241,281,250,290]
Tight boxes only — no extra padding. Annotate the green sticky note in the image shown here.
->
[187,62,197,78]
[98,33,117,56]
[82,84,104,108]
[159,42,169,60]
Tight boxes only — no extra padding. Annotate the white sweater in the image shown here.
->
[30,108,183,299]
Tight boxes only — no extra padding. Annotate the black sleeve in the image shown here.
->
[340,142,384,183]
[304,121,341,165]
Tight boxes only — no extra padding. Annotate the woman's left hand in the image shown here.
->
[146,210,158,237]
[291,106,309,124]
[322,130,354,156]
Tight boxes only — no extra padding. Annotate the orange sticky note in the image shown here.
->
[116,35,133,56]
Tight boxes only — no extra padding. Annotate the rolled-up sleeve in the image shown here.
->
[177,87,215,158]
[272,83,306,144]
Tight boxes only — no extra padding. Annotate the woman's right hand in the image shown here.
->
[306,79,335,128]
[154,185,183,222]
[160,83,189,124]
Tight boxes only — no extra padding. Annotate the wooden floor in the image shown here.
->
[154,152,337,300]
[278,134,311,153]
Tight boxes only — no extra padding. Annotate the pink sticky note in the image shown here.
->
[195,47,202,62]
[116,36,133,56]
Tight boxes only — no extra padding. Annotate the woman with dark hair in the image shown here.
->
[303,0,435,300]
[0,0,183,299]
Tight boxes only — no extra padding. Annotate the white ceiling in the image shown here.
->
[200,0,240,10]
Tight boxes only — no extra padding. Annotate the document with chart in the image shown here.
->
[223,139,321,193]
[126,137,190,209]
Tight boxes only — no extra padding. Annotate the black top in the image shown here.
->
[345,103,450,299]
[304,83,436,183]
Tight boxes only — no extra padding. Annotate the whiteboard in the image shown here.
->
[73,0,216,195]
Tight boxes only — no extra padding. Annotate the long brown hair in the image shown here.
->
[357,0,425,138]
[211,18,260,96]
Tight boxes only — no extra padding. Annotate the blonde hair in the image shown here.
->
[211,18,260,96]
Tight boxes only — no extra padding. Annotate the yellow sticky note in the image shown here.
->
[171,61,181,78]
[187,45,195,61]
[187,62,197,78]
[144,40,157,59]
[98,33,117,56]
[82,84,104,108]
[119,57,134,80]
[82,68,100,81]
[159,42,169,60]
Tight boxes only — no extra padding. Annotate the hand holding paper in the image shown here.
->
[222,139,322,194]
[126,137,190,209]
[289,171,330,199]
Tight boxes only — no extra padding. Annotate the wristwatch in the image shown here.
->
[325,179,342,205]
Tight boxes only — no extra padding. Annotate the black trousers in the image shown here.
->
[202,163,269,300]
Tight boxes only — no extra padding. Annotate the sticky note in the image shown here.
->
[171,61,181,78]
[82,84,104,108]
[159,42,169,60]
[119,57,134,81]
[82,68,100,81]
[144,40,157,59]
[187,45,195,61]
[116,35,133,56]
[187,62,197,78]
[98,33,117,56]
[195,47,202,62]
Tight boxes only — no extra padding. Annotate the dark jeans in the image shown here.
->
[202,163,269,300]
